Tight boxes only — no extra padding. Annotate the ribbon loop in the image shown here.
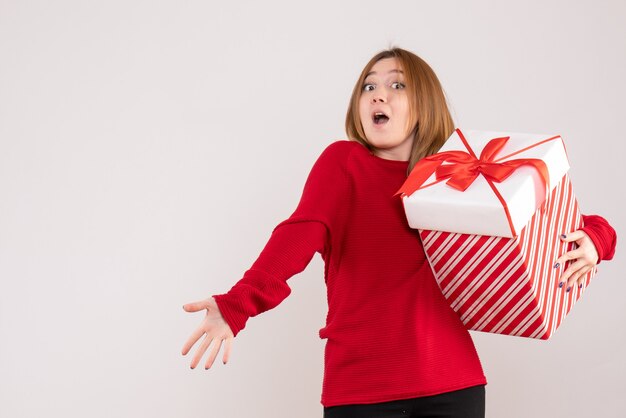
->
[394,135,550,196]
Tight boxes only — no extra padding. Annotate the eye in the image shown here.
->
[363,83,375,92]
[392,82,405,89]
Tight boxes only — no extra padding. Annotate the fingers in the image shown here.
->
[554,246,585,268]
[554,230,597,294]
[560,230,586,243]
[204,338,223,369]
[567,264,593,289]
[182,296,232,369]
[558,258,585,286]
[191,333,213,369]
[557,258,586,291]
[181,298,213,355]
[182,299,211,313]
[223,337,232,365]
[181,326,208,356]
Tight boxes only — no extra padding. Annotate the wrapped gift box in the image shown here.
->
[395,128,596,339]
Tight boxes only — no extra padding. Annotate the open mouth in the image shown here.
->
[372,112,390,125]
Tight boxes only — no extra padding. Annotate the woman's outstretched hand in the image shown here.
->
[181,297,234,369]
[554,230,599,292]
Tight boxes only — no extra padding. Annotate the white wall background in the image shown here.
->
[0,0,624,417]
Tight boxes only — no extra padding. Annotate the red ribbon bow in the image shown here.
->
[394,134,550,197]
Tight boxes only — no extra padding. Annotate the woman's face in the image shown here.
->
[358,57,418,161]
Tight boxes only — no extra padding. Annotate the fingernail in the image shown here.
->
[560,234,567,239]
[559,282,564,288]
[579,284,583,289]
[553,262,560,269]
[566,286,571,292]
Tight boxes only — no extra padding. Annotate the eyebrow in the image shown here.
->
[364,69,404,79]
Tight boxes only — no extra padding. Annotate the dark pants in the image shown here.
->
[323,384,485,418]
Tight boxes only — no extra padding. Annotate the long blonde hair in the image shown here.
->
[345,47,455,176]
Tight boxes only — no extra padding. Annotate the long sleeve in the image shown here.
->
[580,214,617,263]
[212,221,327,337]
[211,141,354,337]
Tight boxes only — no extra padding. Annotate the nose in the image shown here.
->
[372,91,387,103]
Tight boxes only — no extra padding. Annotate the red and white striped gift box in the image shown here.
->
[418,173,596,339]
[395,129,596,339]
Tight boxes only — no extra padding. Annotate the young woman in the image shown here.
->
[181,47,617,418]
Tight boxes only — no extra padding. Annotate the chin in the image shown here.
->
[365,136,401,149]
